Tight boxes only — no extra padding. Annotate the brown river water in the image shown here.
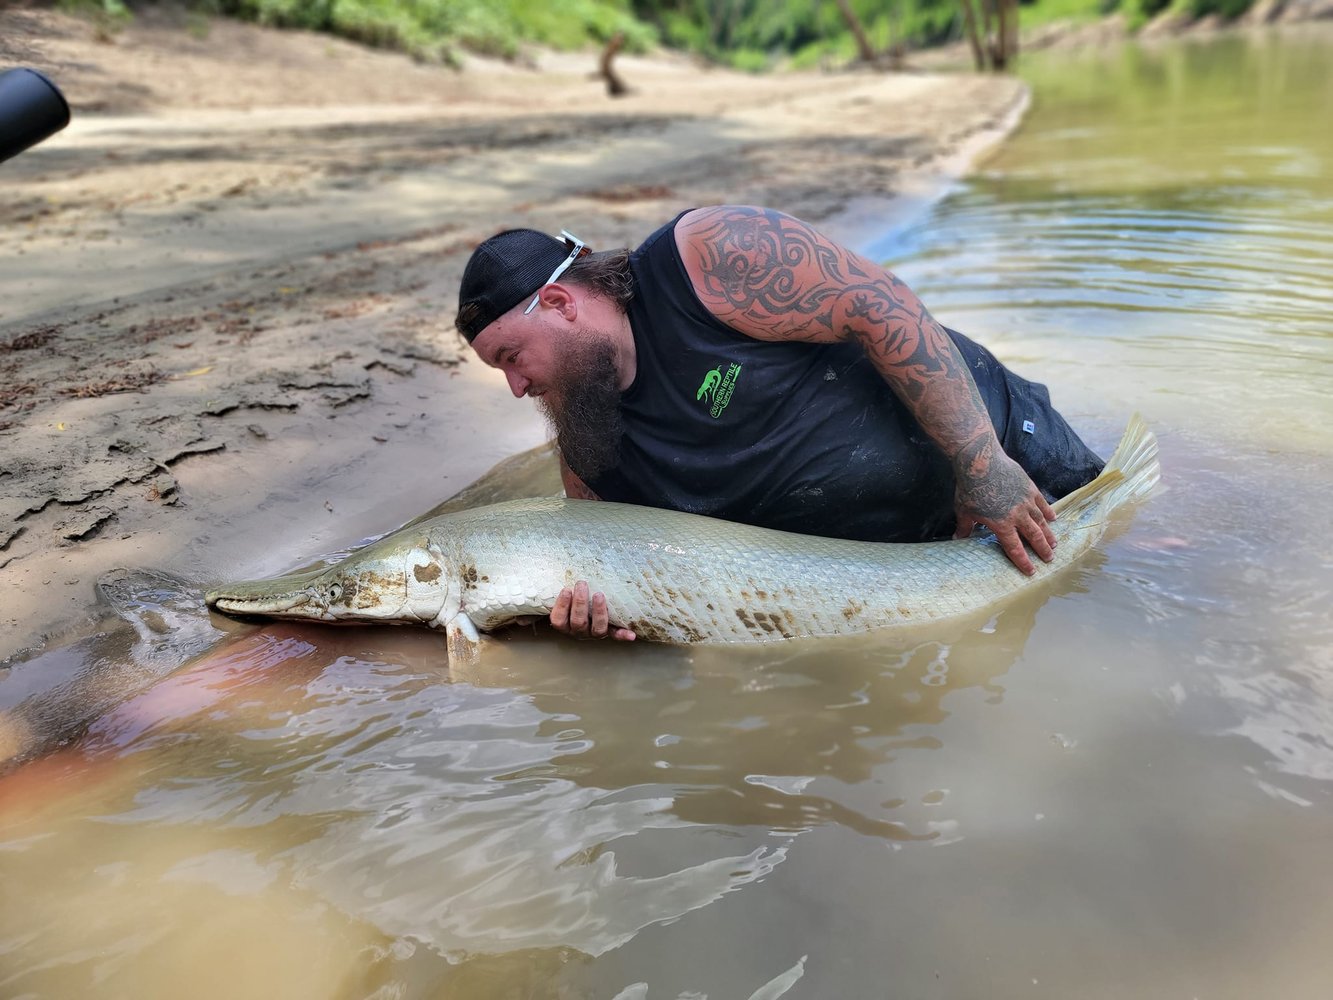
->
[2,26,1332,999]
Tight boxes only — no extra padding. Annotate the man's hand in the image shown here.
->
[550,580,636,641]
[952,448,1057,576]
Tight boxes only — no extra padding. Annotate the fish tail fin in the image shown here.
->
[1052,413,1160,520]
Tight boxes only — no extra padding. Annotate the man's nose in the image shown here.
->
[504,370,530,398]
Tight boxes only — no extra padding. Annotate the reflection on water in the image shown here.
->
[879,27,1333,814]
[870,27,1333,456]
[3,26,1333,1000]
[0,582,1060,994]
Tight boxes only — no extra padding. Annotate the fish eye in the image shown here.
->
[328,583,343,601]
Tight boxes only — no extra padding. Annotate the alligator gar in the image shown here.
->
[206,415,1158,662]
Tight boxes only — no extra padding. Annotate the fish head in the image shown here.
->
[207,535,453,626]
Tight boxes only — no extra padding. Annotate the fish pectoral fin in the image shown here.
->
[443,613,481,667]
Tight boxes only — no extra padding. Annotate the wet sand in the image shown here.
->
[0,7,1026,666]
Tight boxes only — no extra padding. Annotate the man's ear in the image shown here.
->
[538,282,579,320]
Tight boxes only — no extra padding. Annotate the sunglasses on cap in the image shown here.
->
[524,230,590,314]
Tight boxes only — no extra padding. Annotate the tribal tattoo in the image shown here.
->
[679,206,1033,527]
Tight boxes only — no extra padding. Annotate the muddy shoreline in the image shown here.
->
[0,8,1027,663]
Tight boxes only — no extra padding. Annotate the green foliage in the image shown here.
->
[789,32,858,70]
[633,0,972,71]
[728,46,770,71]
[58,0,131,14]
[112,0,1270,68]
[205,0,653,61]
[59,0,134,39]
[1132,0,1175,26]
[1015,0,1115,28]
[1185,0,1251,18]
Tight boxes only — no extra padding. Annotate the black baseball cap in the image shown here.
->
[455,228,577,342]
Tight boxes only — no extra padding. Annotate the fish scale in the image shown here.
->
[207,416,1158,659]
[443,498,1045,640]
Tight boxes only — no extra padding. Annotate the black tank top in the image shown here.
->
[584,213,1016,542]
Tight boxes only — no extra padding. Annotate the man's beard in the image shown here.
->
[535,334,624,483]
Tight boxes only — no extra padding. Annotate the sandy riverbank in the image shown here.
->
[0,7,1028,663]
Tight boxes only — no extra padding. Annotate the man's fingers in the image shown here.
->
[569,580,591,631]
[953,511,977,540]
[1023,512,1056,563]
[590,591,610,638]
[997,527,1036,576]
[1036,493,1056,523]
[1023,525,1055,565]
[550,582,594,635]
[1037,508,1057,554]
[550,587,574,631]
[550,582,634,641]
[589,592,637,641]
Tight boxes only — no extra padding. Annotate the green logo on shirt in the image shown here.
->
[696,363,742,419]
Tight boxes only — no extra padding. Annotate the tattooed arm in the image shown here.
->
[674,205,1056,574]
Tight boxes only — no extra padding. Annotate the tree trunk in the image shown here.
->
[978,0,996,48]
[722,0,743,50]
[958,0,987,71]
[887,0,905,71]
[959,0,1018,73]
[599,32,629,97]
[1002,0,1021,67]
[833,0,879,65]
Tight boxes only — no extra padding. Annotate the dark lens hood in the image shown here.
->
[0,68,71,164]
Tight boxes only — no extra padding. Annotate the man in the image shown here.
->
[455,206,1103,641]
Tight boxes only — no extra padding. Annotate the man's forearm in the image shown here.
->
[852,305,1050,551]
[849,312,1003,491]
[807,242,1006,484]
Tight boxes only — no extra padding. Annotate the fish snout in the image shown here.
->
[205,584,319,617]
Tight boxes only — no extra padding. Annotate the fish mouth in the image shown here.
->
[207,591,313,615]
[205,571,324,617]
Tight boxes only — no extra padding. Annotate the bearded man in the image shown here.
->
[455,206,1103,641]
